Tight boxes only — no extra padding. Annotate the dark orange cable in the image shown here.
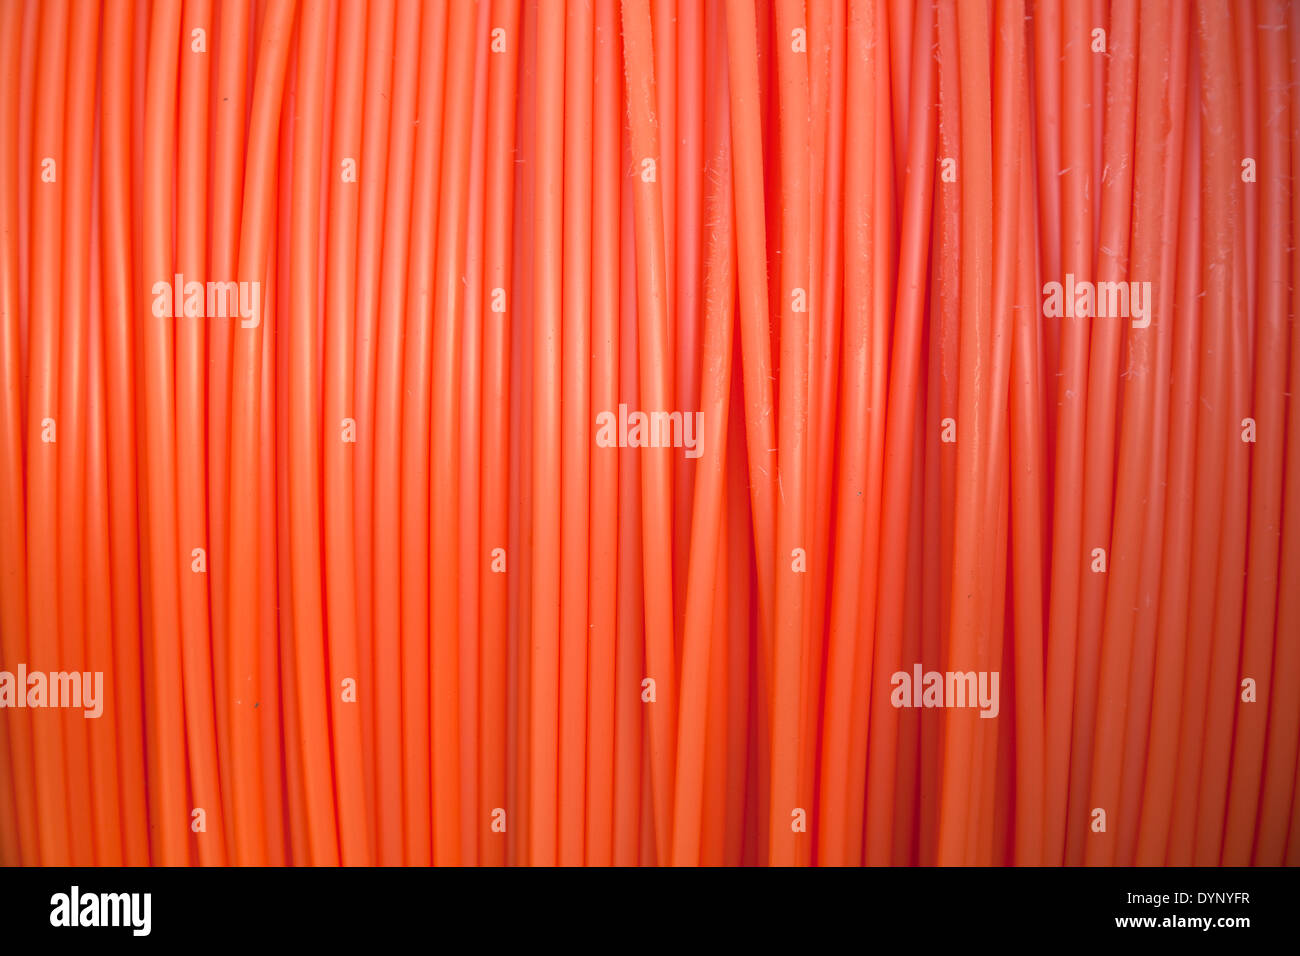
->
[1084,0,1166,868]
[621,0,679,866]
[817,0,877,868]
[805,0,847,866]
[99,0,151,868]
[937,0,992,866]
[0,0,36,867]
[1166,0,1236,865]
[1221,0,1290,864]
[55,0,100,867]
[26,0,75,868]
[723,366,754,865]
[508,0,539,867]
[1254,0,1300,865]
[322,0,371,868]
[722,0,778,861]
[276,4,309,868]
[1133,41,1202,864]
[85,132,124,866]
[1116,0,1189,865]
[227,0,296,867]
[132,0,159,863]
[1194,113,1253,869]
[480,0,522,870]
[917,0,960,866]
[1042,0,1095,865]
[769,0,813,869]
[671,48,735,864]
[369,0,419,865]
[558,0,593,868]
[1031,0,1060,487]
[431,0,476,867]
[206,0,251,863]
[140,0,190,867]
[969,0,1024,867]
[1065,0,1137,866]
[1235,0,1260,332]
[394,0,444,867]
[700,499,731,865]
[798,0,829,868]
[612,125,644,866]
[702,0,737,868]
[286,0,340,867]
[886,0,911,195]
[846,0,897,864]
[529,0,564,867]
[350,0,394,861]
[585,0,619,868]
[722,0,777,648]
[457,0,491,868]
[863,0,937,866]
[673,0,703,649]
[652,0,676,549]
[1009,97,1046,867]
[175,0,227,867]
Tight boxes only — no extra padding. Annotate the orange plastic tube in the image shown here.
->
[1166,0,1236,866]
[56,0,99,866]
[612,133,644,866]
[621,0,679,865]
[1042,0,1094,866]
[1221,0,1291,865]
[457,0,491,868]
[396,0,447,868]
[287,0,341,867]
[818,0,876,869]
[863,0,936,866]
[1253,0,1300,866]
[100,0,151,867]
[140,0,190,867]
[530,0,564,867]
[227,0,296,867]
[4,0,1299,875]
[205,0,251,863]
[0,0,36,867]
[671,59,735,865]
[722,0,776,647]
[431,0,476,866]
[585,0,619,867]
[1009,105,1046,867]
[322,0,371,868]
[673,0,703,645]
[479,0,522,870]
[85,135,123,866]
[370,0,419,865]
[350,0,394,860]
[1134,46,1202,865]
[937,0,993,867]
[175,0,227,867]
[1084,0,1166,868]
[559,0,593,868]
[1065,0,1138,867]
[1116,0,1188,866]
[768,0,813,869]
